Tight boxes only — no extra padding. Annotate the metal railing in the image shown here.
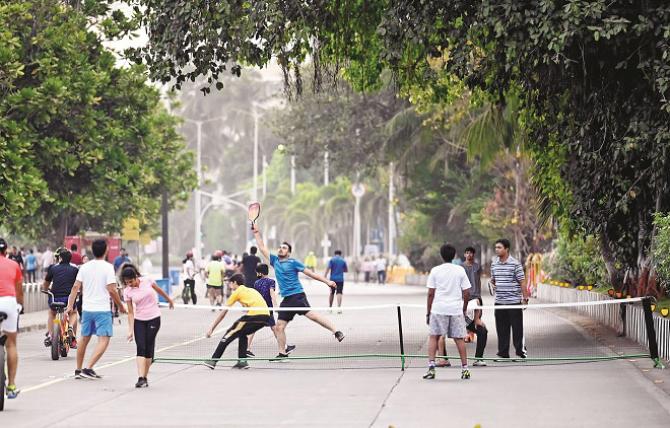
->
[538,283,670,362]
[21,283,51,313]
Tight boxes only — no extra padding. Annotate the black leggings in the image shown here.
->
[134,317,161,358]
[211,315,269,361]
[183,279,197,304]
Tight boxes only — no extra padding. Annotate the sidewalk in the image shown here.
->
[18,309,49,333]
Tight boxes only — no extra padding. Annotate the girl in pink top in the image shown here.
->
[121,264,173,388]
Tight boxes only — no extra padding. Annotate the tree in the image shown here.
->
[0,0,196,243]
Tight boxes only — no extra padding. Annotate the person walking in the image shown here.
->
[252,224,344,361]
[25,249,37,283]
[0,238,24,399]
[66,239,126,379]
[42,247,54,280]
[490,238,527,360]
[113,248,130,273]
[241,247,261,287]
[205,253,225,308]
[423,244,471,381]
[375,255,387,284]
[69,244,83,266]
[325,250,348,312]
[304,251,317,271]
[121,264,174,388]
[182,251,197,305]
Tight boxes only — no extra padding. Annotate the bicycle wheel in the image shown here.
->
[51,322,60,360]
[181,285,190,304]
[0,341,6,411]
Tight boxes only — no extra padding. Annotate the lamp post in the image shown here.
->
[352,183,365,261]
[388,162,395,257]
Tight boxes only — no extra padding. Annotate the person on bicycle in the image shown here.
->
[0,237,24,399]
[42,249,79,349]
[182,251,197,305]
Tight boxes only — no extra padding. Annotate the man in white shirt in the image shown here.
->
[66,239,126,380]
[41,247,54,280]
[423,244,471,380]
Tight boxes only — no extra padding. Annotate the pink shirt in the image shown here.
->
[123,277,161,321]
[0,254,22,297]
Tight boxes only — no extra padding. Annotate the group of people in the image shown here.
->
[1,244,90,284]
[423,238,527,380]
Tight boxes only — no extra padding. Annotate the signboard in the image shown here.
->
[122,218,140,241]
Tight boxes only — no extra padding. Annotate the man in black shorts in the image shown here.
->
[252,224,345,361]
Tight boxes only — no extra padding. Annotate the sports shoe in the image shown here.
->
[203,360,216,370]
[232,361,250,369]
[285,345,296,354]
[461,368,471,380]
[135,377,148,388]
[6,385,20,399]
[473,360,487,367]
[334,331,345,342]
[270,353,289,362]
[80,368,102,379]
[74,369,82,379]
[422,367,436,380]
[70,338,78,349]
[44,334,52,347]
[515,352,527,359]
[246,350,255,358]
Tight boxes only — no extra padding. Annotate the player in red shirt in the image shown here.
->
[0,238,25,399]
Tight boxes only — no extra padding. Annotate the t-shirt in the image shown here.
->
[75,259,117,312]
[113,255,130,272]
[463,262,482,298]
[206,260,224,286]
[45,262,79,298]
[123,277,161,321]
[42,250,54,269]
[226,285,270,316]
[328,256,348,282]
[0,255,22,297]
[253,277,276,308]
[269,254,305,297]
[25,254,37,271]
[70,252,83,266]
[242,254,261,286]
[9,253,23,268]
[183,259,195,279]
[426,262,471,316]
[491,256,525,304]
[376,258,387,272]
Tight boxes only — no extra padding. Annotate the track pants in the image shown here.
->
[494,303,524,357]
[211,315,270,362]
[183,279,197,304]
[135,317,161,358]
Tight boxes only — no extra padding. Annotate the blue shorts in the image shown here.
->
[48,295,69,310]
[81,311,113,337]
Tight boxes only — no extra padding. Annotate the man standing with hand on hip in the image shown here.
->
[67,239,126,379]
[490,238,527,360]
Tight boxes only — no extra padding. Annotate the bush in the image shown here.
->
[653,213,670,296]
[545,232,607,286]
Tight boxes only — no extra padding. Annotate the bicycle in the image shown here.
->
[0,310,7,410]
[41,290,74,360]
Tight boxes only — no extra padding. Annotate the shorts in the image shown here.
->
[429,313,467,338]
[0,296,19,333]
[329,281,344,295]
[48,295,70,311]
[207,284,223,291]
[81,311,113,337]
[278,293,311,322]
[267,311,276,327]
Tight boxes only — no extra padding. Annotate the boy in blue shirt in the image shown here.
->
[325,250,348,313]
[252,224,345,361]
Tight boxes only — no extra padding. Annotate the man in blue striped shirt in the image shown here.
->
[491,238,528,359]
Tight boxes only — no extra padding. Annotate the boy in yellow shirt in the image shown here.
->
[204,273,270,369]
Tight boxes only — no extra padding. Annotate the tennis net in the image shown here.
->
[152,297,662,369]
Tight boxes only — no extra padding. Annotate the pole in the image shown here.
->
[353,195,361,259]
[161,189,169,279]
[290,155,296,194]
[397,306,406,371]
[388,162,395,257]
[253,108,259,202]
[262,155,268,198]
[194,121,203,263]
[642,297,665,369]
[324,150,329,186]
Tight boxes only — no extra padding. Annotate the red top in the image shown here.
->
[0,254,22,297]
[70,252,83,266]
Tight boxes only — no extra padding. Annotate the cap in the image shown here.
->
[0,238,7,250]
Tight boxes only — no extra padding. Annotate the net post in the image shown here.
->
[642,297,665,369]
[397,305,405,371]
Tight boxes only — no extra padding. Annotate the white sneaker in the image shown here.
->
[473,360,487,367]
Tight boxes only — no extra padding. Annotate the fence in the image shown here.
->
[22,282,51,313]
[538,283,670,362]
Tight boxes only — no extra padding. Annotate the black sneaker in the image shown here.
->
[135,377,148,388]
[285,345,296,354]
[334,331,345,342]
[246,350,255,358]
[270,353,289,362]
[74,369,82,379]
[232,361,250,369]
[80,368,102,379]
[203,360,216,370]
